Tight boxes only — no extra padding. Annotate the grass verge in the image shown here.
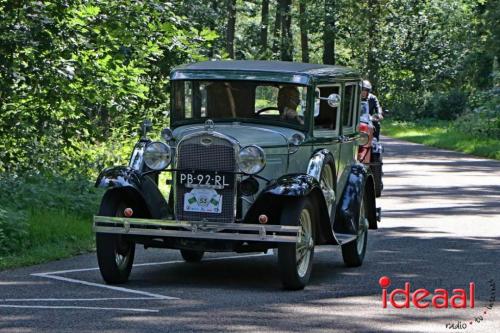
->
[0,210,95,270]
[383,120,500,160]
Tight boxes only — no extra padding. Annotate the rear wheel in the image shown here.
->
[96,201,136,284]
[278,198,316,290]
[180,249,204,263]
[371,153,383,197]
[341,190,368,267]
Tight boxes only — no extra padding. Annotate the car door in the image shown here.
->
[338,82,360,191]
[312,84,343,191]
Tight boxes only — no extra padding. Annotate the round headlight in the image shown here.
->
[143,142,172,171]
[238,145,266,175]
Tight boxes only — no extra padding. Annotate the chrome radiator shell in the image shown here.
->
[174,132,238,223]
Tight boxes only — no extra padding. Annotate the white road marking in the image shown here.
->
[27,252,274,304]
[0,304,159,313]
[31,273,178,300]
[1,297,163,302]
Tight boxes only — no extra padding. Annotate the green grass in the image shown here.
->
[0,210,95,270]
[384,120,500,160]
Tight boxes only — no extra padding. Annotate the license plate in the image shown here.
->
[183,188,222,214]
[177,171,234,189]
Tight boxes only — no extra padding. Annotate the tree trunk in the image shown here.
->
[366,0,380,90]
[299,0,309,63]
[226,0,237,59]
[323,0,336,65]
[280,0,293,61]
[260,0,270,54]
[208,0,218,58]
[272,0,282,56]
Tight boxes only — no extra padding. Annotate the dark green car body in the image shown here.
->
[93,60,379,289]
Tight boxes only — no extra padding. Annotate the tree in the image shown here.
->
[280,0,293,61]
[366,0,383,90]
[260,0,270,54]
[226,0,237,58]
[299,0,309,63]
[272,0,282,57]
[323,0,336,64]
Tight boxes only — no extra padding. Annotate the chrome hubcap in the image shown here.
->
[296,209,313,278]
[115,204,131,269]
[357,198,368,255]
[320,164,335,217]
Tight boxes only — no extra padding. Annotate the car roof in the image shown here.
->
[170,60,360,84]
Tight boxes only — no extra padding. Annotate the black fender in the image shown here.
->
[244,174,336,245]
[334,163,377,235]
[95,166,170,219]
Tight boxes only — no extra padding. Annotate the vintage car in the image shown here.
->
[93,60,380,290]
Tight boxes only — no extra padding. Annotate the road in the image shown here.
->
[1,137,499,332]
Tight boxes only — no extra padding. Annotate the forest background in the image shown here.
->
[0,0,498,266]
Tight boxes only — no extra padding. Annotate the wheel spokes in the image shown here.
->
[296,208,313,278]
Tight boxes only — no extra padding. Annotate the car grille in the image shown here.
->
[175,133,237,223]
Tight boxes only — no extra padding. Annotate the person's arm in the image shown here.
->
[371,94,383,120]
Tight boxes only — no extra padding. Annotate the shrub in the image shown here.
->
[0,207,28,255]
[454,85,500,139]
[0,174,102,218]
[422,90,468,120]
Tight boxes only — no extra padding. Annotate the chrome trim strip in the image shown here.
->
[93,216,300,243]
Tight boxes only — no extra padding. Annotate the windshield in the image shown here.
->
[172,80,307,128]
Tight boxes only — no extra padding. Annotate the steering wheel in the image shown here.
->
[256,106,279,114]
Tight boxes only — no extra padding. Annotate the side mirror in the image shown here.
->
[317,93,341,108]
[326,93,341,108]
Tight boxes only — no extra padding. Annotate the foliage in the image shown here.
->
[0,173,101,257]
[0,0,215,175]
[0,207,28,255]
[0,210,95,269]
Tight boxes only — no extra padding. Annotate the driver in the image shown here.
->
[361,80,383,140]
[277,86,303,124]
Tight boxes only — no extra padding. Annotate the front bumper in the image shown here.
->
[93,216,300,243]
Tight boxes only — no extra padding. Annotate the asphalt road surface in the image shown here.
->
[1,137,499,333]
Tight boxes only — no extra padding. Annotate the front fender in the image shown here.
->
[95,166,170,219]
[95,166,142,189]
[264,174,320,197]
[246,174,336,245]
[334,163,376,234]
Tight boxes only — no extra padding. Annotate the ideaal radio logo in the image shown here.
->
[378,276,496,330]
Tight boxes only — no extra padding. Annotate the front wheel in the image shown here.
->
[341,191,368,267]
[96,202,136,284]
[278,198,316,290]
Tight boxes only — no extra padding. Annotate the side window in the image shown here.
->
[314,85,340,135]
[342,84,357,131]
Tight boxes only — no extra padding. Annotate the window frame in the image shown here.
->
[312,83,342,138]
[340,82,359,135]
